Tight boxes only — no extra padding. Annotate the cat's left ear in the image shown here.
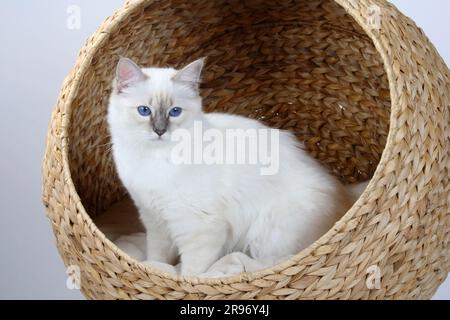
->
[115,57,147,93]
[172,58,205,93]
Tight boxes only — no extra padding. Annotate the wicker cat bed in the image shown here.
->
[42,0,450,299]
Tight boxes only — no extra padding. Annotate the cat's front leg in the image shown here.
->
[171,216,229,276]
[143,215,177,265]
[180,240,226,276]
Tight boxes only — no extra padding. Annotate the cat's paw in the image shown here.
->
[142,260,177,274]
[180,263,208,276]
[146,252,170,264]
[179,246,223,276]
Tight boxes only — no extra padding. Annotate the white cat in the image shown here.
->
[107,57,353,275]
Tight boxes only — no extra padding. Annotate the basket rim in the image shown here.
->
[54,0,404,286]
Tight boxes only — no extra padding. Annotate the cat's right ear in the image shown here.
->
[115,57,147,93]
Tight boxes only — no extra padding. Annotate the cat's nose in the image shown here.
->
[154,128,167,137]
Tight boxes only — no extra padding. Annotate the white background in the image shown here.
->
[0,1,448,299]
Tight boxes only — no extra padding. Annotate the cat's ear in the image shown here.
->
[172,58,205,92]
[115,57,147,93]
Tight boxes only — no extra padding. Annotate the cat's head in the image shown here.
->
[108,57,205,144]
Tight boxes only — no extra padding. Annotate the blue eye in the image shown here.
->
[169,107,182,117]
[137,105,151,116]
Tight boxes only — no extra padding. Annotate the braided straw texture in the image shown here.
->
[42,0,449,299]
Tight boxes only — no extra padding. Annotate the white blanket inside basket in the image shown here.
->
[95,199,291,277]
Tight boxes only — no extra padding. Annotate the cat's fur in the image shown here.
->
[107,57,353,275]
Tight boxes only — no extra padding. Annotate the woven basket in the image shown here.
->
[43,0,450,299]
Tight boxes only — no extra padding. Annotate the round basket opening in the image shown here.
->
[67,0,391,277]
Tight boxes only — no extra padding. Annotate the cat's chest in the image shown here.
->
[114,143,224,214]
[117,147,206,192]
[120,152,178,190]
